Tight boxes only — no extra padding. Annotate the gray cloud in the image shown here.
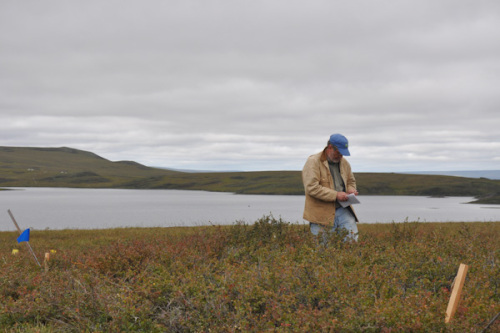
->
[1,0,499,172]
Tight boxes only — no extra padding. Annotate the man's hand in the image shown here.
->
[347,189,359,196]
[336,192,349,201]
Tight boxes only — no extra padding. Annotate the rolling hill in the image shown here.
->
[1,146,499,204]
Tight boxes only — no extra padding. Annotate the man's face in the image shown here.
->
[326,145,342,163]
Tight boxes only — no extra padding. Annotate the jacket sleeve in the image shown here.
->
[302,155,336,202]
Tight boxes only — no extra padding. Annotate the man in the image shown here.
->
[302,133,359,242]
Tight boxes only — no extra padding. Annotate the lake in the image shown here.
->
[1,188,499,231]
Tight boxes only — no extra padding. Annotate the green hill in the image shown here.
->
[1,146,499,203]
[0,146,176,187]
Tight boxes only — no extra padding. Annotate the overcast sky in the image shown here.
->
[1,0,499,172]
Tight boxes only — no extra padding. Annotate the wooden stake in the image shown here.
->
[44,252,50,272]
[445,263,468,323]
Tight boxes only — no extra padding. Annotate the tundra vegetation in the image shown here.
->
[1,217,498,332]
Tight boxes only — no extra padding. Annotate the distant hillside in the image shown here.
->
[405,170,500,180]
[354,173,500,204]
[0,146,177,188]
[1,146,499,204]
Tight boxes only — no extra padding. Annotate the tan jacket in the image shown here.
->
[302,149,358,226]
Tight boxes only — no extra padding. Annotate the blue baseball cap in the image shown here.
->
[328,133,350,156]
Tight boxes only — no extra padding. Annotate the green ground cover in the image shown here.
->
[1,218,498,332]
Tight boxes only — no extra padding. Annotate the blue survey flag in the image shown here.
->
[17,228,30,243]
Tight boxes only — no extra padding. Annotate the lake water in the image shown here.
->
[0,188,499,231]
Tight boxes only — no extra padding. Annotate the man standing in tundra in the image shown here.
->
[302,133,359,242]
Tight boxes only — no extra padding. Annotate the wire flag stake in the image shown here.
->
[8,209,42,268]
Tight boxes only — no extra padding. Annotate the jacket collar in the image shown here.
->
[320,147,328,163]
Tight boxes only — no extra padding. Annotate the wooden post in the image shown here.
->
[445,263,468,323]
[44,252,50,272]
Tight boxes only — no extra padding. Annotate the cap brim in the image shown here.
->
[337,148,350,156]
